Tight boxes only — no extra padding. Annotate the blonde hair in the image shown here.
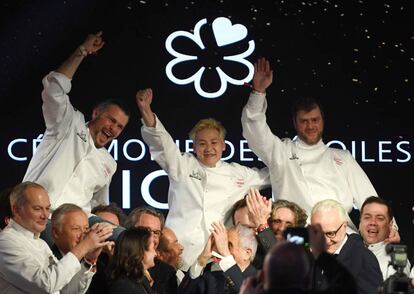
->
[189,118,226,141]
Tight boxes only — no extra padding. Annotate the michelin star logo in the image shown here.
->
[165,17,255,99]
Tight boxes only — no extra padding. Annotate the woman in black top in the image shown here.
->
[108,227,157,294]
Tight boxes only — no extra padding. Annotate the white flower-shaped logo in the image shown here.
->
[165,17,255,99]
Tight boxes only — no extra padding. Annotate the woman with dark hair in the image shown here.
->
[108,227,157,293]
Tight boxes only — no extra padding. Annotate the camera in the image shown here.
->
[381,244,414,294]
[284,227,310,248]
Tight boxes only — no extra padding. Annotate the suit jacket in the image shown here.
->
[149,258,178,294]
[315,234,382,294]
[178,263,257,294]
[253,227,277,269]
[51,244,63,260]
[86,253,110,294]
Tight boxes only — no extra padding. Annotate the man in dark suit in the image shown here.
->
[179,223,257,294]
[310,199,383,294]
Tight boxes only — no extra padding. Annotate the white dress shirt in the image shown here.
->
[366,241,411,280]
[23,72,116,214]
[0,220,81,293]
[141,116,270,269]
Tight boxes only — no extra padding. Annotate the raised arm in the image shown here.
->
[252,57,273,93]
[136,88,156,127]
[57,31,105,79]
[241,58,283,166]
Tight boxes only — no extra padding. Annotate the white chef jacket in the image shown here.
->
[241,91,378,231]
[23,72,116,214]
[141,116,270,269]
[366,241,411,280]
[0,220,81,294]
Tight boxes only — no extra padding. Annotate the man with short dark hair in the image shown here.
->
[241,57,399,243]
[126,206,165,248]
[157,227,185,284]
[359,196,411,279]
[0,182,112,294]
[23,32,130,217]
[91,203,126,227]
[157,227,184,270]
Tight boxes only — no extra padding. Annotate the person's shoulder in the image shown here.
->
[347,234,377,258]
[281,137,294,144]
[109,277,143,293]
[98,148,117,169]
[327,145,352,157]
[151,258,176,276]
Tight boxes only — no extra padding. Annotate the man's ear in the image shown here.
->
[222,139,226,151]
[11,205,18,219]
[91,108,100,120]
[52,226,60,241]
[245,248,253,261]
[387,222,393,233]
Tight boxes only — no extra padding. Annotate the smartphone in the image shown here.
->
[284,227,310,248]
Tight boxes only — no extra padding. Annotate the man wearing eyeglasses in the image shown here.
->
[127,206,178,294]
[311,199,382,294]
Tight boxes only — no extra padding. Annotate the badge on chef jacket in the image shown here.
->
[334,157,343,166]
[235,178,245,187]
[76,131,87,142]
[189,170,202,181]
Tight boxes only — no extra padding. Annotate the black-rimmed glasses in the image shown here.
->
[324,222,345,239]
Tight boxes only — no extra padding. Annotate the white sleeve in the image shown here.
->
[41,71,75,136]
[189,260,205,279]
[61,262,95,294]
[91,183,110,210]
[0,240,81,294]
[241,91,284,166]
[218,255,237,272]
[141,115,188,180]
[344,152,378,210]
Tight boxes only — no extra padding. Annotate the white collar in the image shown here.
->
[9,219,41,240]
[366,241,386,253]
[334,234,348,255]
[295,137,325,150]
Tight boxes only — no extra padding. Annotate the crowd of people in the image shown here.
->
[0,32,413,294]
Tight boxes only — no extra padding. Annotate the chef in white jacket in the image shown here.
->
[241,58,399,242]
[136,89,270,270]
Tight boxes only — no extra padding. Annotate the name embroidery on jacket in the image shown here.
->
[289,153,299,160]
[334,157,343,165]
[235,178,245,187]
[76,131,87,142]
[189,170,202,181]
